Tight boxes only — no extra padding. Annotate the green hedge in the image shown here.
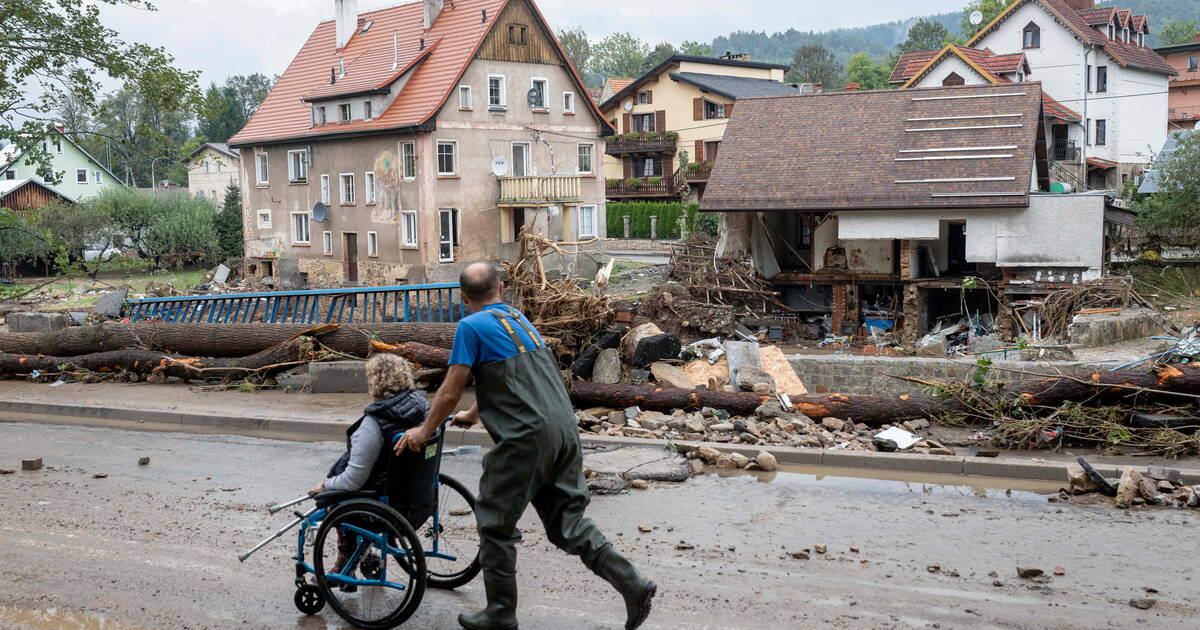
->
[606,202,699,239]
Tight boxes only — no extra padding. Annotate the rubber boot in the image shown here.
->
[458,574,519,630]
[590,546,656,630]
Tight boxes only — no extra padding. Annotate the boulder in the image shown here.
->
[755,451,778,472]
[93,289,128,318]
[695,446,721,465]
[630,334,681,368]
[1115,467,1143,509]
[650,362,694,389]
[1066,463,1099,494]
[735,366,775,393]
[723,340,760,385]
[821,417,846,432]
[592,348,621,384]
[729,452,751,468]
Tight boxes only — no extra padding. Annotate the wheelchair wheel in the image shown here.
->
[426,475,482,590]
[313,500,426,629]
[294,584,325,615]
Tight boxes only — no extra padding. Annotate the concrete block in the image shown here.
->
[93,289,128,318]
[8,311,72,333]
[308,361,367,393]
[962,457,1065,481]
[822,449,965,475]
[724,340,760,384]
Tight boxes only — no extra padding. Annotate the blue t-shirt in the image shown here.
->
[448,302,545,368]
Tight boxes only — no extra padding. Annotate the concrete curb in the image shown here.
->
[3,398,1199,485]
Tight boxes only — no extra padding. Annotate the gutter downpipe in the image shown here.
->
[1081,44,1097,185]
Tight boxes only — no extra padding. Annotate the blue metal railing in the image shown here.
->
[124,283,466,324]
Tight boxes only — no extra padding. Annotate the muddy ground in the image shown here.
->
[1,423,1197,629]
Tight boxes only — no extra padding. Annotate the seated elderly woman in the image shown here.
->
[308,353,430,580]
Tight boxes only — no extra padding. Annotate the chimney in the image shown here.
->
[334,0,358,50]
[844,82,861,91]
[1064,0,1093,10]
[423,0,444,30]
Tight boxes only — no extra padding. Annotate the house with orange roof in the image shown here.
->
[964,0,1175,192]
[228,0,608,286]
[890,45,1088,188]
[1155,35,1200,131]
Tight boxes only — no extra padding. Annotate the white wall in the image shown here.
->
[835,193,1106,277]
[912,55,994,87]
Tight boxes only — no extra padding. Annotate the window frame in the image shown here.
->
[436,140,457,176]
[511,141,531,177]
[703,100,726,120]
[255,152,269,186]
[290,211,311,244]
[487,74,507,110]
[257,209,272,229]
[1022,22,1040,49]
[366,230,379,257]
[401,142,416,179]
[320,174,331,205]
[76,168,88,184]
[577,143,593,175]
[563,91,575,114]
[338,103,352,123]
[1095,119,1107,146]
[578,204,596,239]
[633,112,656,131]
[287,149,308,183]
[507,23,528,46]
[339,172,356,205]
[1095,66,1108,93]
[637,91,649,105]
[530,78,548,111]
[94,170,102,184]
[401,210,418,248]
[364,170,376,204]
[364,101,373,121]
[1189,56,1199,72]
[438,208,457,263]
[458,85,473,110]
[322,230,333,256]
[54,137,63,154]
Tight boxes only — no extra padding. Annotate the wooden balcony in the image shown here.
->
[604,134,679,156]
[497,176,582,207]
[683,161,713,182]
[605,173,682,199]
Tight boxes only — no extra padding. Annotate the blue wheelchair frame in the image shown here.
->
[291,429,460,593]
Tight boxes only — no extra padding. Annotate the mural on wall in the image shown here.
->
[373,151,401,224]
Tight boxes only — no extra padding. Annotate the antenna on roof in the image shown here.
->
[392,32,399,70]
[481,9,487,23]
[419,37,425,51]
[330,67,337,85]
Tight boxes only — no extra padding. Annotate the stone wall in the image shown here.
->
[787,354,1105,397]
[1067,307,1169,348]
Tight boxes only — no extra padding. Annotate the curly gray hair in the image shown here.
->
[366,353,415,399]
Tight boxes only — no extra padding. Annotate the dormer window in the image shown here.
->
[507,23,527,46]
[338,103,352,123]
[1023,22,1040,49]
[942,72,965,86]
[1122,27,1129,43]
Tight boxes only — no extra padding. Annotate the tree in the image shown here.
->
[786,44,842,88]
[92,85,193,187]
[641,42,678,74]
[195,74,274,143]
[0,0,200,184]
[144,193,219,267]
[557,27,592,77]
[680,41,714,57]
[35,202,116,264]
[961,0,1016,40]
[844,53,893,90]
[898,19,955,54]
[215,184,244,259]
[1158,20,1200,47]
[593,32,650,79]
[90,186,156,258]
[1135,132,1200,242]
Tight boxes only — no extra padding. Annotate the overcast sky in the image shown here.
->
[100,0,967,86]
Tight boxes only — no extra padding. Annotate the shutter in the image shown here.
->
[655,110,666,133]
[693,97,703,121]
[622,113,631,134]
[725,102,734,118]
[623,159,632,179]
[694,140,704,161]
[646,90,653,104]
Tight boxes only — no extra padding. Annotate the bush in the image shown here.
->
[90,186,157,258]
[606,202,698,239]
[0,209,48,266]
[145,193,220,267]
[35,201,116,263]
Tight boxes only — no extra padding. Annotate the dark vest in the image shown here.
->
[345,389,428,491]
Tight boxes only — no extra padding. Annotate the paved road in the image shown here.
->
[1,423,1197,629]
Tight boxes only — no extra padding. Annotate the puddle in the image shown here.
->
[0,605,145,630]
[710,464,1062,502]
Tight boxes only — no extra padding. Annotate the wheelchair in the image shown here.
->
[241,424,481,629]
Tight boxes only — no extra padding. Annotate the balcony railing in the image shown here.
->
[497,175,582,205]
[1168,105,1200,122]
[1051,139,1079,162]
[605,172,681,198]
[683,161,713,182]
[604,132,679,155]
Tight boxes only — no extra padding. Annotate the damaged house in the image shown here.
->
[701,82,1133,345]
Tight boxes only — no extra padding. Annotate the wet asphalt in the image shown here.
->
[1,422,1198,629]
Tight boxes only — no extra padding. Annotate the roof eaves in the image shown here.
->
[666,72,738,100]
[228,121,431,149]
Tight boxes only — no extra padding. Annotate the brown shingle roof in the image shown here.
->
[1042,92,1080,122]
[701,83,1046,213]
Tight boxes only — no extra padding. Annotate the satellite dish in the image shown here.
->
[311,202,327,223]
[491,156,508,176]
[526,88,540,107]
[623,101,633,112]
[970,10,984,25]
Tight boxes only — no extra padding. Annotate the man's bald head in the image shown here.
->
[460,262,501,302]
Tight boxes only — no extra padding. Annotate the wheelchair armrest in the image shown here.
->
[313,489,378,508]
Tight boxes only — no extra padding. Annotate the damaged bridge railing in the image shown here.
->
[124,283,466,324]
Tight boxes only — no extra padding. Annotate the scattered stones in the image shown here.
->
[688,460,705,476]
[21,458,43,471]
[137,456,151,466]
[675,542,695,551]
[729,453,750,469]
[1016,567,1044,579]
[1067,463,1100,494]
[649,362,694,390]
[1156,479,1174,492]
[592,349,621,384]
[821,417,846,432]
[735,366,775,393]
[93,289,129,318]
[926,564,940,573]
[714,455,738,470]
[92,472,108,479]
[1053,566,1066,576]
[849,546,860,553]
[754,398,786,419]
[637,525,652,533]
[814,544,827,554]
[754,451,778,472]
[629,479,650,490]
[1146,466,1182,484]
[0,469,14,475]
[695,446,721,465]
[586,474,629,495]
[1115,467,1144,509]
[1128,598,1157,610]
[708,422,735,432]
[788,551,810,560]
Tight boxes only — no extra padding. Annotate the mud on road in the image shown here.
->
[1,422,1197,629]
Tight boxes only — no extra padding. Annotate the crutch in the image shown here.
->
[239,503,319,563]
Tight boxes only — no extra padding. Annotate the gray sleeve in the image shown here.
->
[324,417,383,491]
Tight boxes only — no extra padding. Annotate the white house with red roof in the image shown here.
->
[228,0,608,286]
[964,0,1175,191]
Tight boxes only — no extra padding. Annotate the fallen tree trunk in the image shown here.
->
[0,321,458,357]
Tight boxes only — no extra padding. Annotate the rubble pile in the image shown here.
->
[1066,461,1199,511]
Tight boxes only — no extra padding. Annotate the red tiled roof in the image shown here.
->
[230,0,601,146]
[1087,157,1118,169]
[891,46,1027,85]
[1042,92,1080,121]
[1078,7,1115,24]
[890,50,939,84]
[605,78,634,93]
[1115,9,1132,27]
[1132,15,1147,33]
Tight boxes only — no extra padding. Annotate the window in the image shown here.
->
[401,142,416,178]
[1086,64,1092,91]
[507,23,527,45]
[364,101,373,120]
[291,211,311,244]
[3,171,13,180]
[401,211,418,247]
[578,205,596,239]
[76,168,88,184]
[257,209,272,229]
[1122,27,1129,43]
[488,75,506,109]
[1189,56,1198,72]
[942,72,965,86]
[1023,22,1040,48]
[531,78,547,110]
[54,138,62,154]
[637,91,649,105]
[94,170,102,184]
[436,140,456,175]
[1095,66,1107,93]
[511,142,530,177]
[338,103,352,122]
[255,152,269,185]
[633,113,655,132]
[438,209,458,262]
[367,231,378,257]
[323,231,333,255]
[459,85,472,110]
[703,101,726,120]
[287,150,308,183]
[365,171,376,204]
[318,107,327,125]
[638,157,663,177]
[577,143,593,174]
[339,173,355,204]
[1094,119,1107,146]
[320,174,330,204]
[563,92,575,114]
